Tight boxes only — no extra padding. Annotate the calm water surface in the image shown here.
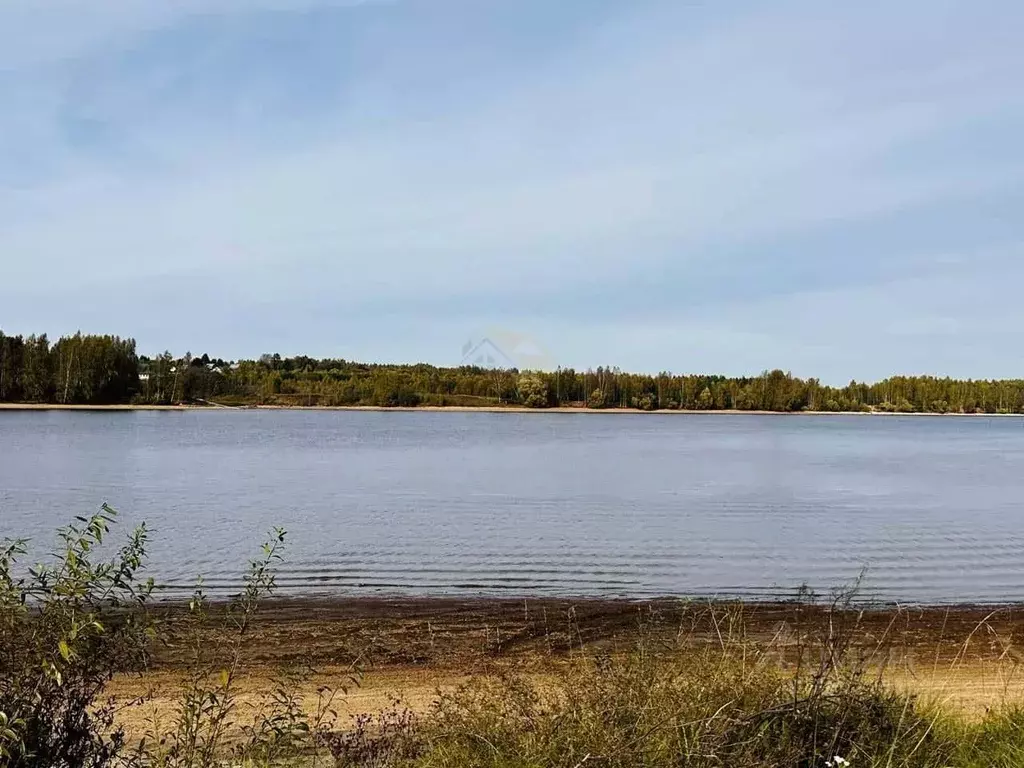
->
[1,411,1022,603]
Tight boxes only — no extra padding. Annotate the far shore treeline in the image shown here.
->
[2,329,1024,413]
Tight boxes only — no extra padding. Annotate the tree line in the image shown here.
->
[2,328,1024,413]
[0,331,140,405]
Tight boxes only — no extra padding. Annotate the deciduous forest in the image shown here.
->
[2,329,1023,413]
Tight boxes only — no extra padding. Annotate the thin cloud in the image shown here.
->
[0,1,1022,381]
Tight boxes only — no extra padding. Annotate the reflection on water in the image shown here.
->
[1,410,1022,603]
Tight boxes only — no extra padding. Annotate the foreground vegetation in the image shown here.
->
[3,329,1024,413]
[3,508,1024,767]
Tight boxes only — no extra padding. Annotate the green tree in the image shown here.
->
[696,387,714,410]
[21,334,53,402]
[51,334,140,405]
[518,373,549,408]
[0,331,25,402]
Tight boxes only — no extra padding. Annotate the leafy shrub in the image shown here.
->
[630,393,656,411]
[517,374,549,408]
[0,505,153,767]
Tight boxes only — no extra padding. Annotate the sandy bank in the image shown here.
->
[104,596,1024,736]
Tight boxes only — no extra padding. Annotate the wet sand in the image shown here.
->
[140,597,1024,669]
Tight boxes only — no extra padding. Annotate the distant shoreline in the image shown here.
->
[2,402,1022,416]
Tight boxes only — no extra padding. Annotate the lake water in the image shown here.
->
[1,410,1023,603]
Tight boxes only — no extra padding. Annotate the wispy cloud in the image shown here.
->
[1,0,1022,381]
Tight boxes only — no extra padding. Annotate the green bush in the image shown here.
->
[517,374,549,408]
[0,505,153,767]
[630,393,656,411]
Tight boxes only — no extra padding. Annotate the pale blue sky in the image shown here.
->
[1,0,1022,383]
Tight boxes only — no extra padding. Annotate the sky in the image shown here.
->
[1,0,1022,383]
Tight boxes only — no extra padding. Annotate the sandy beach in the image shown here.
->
[106,596,1024,739]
